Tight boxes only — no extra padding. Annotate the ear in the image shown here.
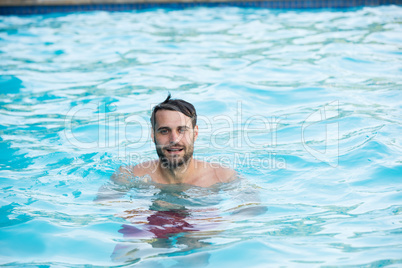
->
[151,128,155,143]
[193,125,199,142]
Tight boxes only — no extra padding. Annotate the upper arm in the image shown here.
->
[110,165,135,185]
[111,161,155,185]
[95,165,134,202]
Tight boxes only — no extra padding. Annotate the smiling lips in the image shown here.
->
[165,147,184,154]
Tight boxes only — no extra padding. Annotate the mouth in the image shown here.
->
[165,147,184,154]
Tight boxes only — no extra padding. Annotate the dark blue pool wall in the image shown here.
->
[0,0,401,15]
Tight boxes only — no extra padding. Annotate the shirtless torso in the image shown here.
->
[113,159,236,188]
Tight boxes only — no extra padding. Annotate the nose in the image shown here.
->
[169,130,181,144]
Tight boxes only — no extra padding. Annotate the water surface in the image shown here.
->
[0,6,401,267]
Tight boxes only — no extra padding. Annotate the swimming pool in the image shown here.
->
[1,5,401,267]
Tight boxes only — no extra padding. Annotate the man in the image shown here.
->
[104,95,264,263]
[112,94,237,187]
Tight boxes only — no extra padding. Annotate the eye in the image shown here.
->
[178,127,187,133]
[159,129,168,135]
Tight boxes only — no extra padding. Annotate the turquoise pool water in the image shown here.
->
[1,6,402,267]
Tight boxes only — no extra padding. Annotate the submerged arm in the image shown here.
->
[94,165,134,202]
[228,178,268,218]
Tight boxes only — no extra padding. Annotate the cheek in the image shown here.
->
[154,134,166,144]
[184,133,195,143]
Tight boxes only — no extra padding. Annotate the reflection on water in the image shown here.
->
[114,194,212,265]
[97,178,266,266]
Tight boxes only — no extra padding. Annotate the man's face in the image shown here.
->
[152,109,198,169]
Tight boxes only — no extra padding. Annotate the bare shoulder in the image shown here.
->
[195,160,237,185]
[131,160,157,176]
[213,164,237,183]
[111,160,157,185]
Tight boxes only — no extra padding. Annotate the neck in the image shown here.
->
[158,158,195,184]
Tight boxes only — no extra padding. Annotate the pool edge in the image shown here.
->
[1,0,401,15]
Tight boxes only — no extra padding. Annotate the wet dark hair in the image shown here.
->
[151,93,197,129]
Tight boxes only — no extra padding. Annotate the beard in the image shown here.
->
[156,143,194,170]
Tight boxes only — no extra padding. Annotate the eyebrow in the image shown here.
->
[157,126,189,131]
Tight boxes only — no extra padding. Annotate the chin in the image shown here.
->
[161,160,185,169]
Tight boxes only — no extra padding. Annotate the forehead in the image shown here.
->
[154,110,192,128]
